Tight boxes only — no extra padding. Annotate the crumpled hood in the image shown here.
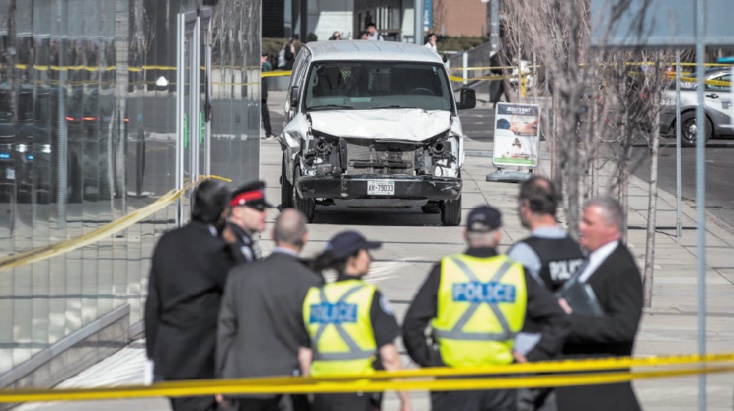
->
[309,109,451,142]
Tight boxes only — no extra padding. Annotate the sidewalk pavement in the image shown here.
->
[17,91,734,411]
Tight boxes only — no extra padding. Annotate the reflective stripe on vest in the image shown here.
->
[303,279,378,378]
[309,284,374,361]
[433,257,516,341]
[432,254,527,367]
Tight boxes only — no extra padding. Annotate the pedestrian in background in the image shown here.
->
[328,31,342,40]
[144,179,234,411]
[301,230,410,411]
[507,176,585,411]
[281,38,296,70]
[366,23,383,41]
[424,33,438,54]
[555,197,643,411]
[222,181,270,264]
[359,31,369,40]
[217,209,321,411]
[261,52,275,140]
[402,205,569,411]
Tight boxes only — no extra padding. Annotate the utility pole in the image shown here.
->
[6,0,17,125]
[414,0,423,44]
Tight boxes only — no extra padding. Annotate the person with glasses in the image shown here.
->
[222,180,271,264]
[329,31,342,40]
[300,230,411,411]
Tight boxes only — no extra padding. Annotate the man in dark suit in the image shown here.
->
[217,208,322,411]
[144,179,235,411]
[556,196,643,411]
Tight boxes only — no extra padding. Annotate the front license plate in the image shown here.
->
[367,180,394,196]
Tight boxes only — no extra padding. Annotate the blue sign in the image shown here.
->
[424,0,433,32]
[309,302,358,324]
[452,282,516,303]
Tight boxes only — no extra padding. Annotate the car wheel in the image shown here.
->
[440,195,462,226]
[679,111,712,148]
[281,154,294,208]
[292,165,315,222]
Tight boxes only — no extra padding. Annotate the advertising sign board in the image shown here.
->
[492,102,540,168]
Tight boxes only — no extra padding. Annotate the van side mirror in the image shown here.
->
[456,88,476,110]
[289,86,300,107]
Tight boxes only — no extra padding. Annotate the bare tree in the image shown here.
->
[500,0,670,306]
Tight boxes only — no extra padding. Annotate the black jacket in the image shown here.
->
[217,251,323,382]
[144,221,236,380]
[556,242,643,411]
[224,222,259,265]
[402,247,570,368]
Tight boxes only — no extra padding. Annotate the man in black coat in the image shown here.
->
[556,197,643,411]
[144,179,235,411]
[217,208,322,411]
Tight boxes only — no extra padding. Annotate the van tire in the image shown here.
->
[440,196,462,226]
[293,165,315,222]
[281,154,294,208]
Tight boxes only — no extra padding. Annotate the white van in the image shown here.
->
[278,40,475,225]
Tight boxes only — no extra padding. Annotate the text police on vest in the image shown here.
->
[310,302,358,324]
[452,282,516,303]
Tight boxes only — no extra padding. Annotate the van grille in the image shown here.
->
[344,139,419,176]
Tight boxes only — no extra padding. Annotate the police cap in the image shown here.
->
[466,205,502,232]
[230,180,272,210]
[327,230,382,259]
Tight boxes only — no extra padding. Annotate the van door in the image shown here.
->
[284,50,311,123]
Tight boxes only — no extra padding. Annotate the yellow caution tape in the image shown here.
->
[663,72,731,87]
[0,354,733,403]
[0,176,225,271]
[262,70,292,77]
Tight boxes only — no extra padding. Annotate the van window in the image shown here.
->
[304,61,452,111]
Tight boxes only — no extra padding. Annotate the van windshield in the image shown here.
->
[304,61,452,112]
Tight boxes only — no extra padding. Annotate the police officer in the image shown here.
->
[402,205,570,411]
[301,230,410,411]
[507,177,585,411]
[223,180,271,264]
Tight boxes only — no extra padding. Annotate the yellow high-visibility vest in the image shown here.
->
[303,279,377,376]
[432,253,527,367]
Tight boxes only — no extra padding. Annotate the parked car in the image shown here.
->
[660,67,733,146]
[279,40,475,225]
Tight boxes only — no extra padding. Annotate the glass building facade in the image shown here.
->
[0,0,260,379]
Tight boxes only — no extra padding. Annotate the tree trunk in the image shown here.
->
[643,111,661,307]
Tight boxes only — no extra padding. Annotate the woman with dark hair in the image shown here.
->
[301,231,411,411]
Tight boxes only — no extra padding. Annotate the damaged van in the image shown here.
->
[278,40,475,225]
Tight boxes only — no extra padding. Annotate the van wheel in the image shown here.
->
[293,165,315,222]
[281,154,294,208]
[440,196,462,226]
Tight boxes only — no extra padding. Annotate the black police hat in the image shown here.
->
[466,205,502,232]
[326,230,382,259]
[229,180,272,210]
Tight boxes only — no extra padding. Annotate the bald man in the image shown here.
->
[217,209,323,411]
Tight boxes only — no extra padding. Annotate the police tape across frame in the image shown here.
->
[0,175,231,271]
[1,353,734,403]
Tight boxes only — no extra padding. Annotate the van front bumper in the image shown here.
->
[295,175,462,201]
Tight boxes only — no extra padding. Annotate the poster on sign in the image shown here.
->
[492,102,540,167]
